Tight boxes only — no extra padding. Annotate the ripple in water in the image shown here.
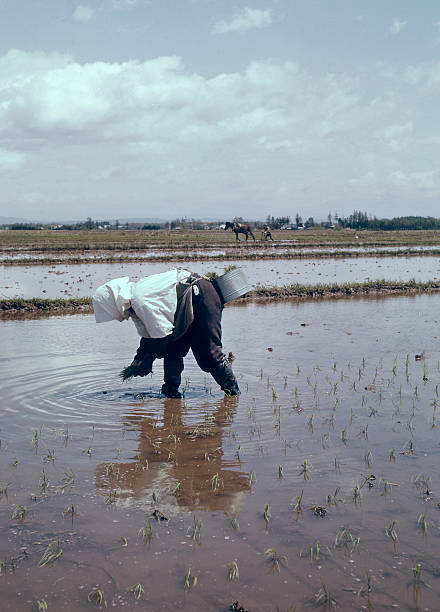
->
[0,353,232,442]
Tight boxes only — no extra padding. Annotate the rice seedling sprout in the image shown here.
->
[187,515,203,545]
[138,520,154,545]
[87,588,106,607]
[38,540,63,567]
[263,503,271,526]
[128,583,145,600]
[265,548,288,573]
[11,504,27,522]
[184,568,197,590]
[298,459,312,480]
[315,582,336,608]
[417,511,428,534]
[227,559,239,582]
[385,520,398,544]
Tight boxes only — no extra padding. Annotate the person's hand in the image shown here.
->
[132,354,154,376]
[129,359,146,376]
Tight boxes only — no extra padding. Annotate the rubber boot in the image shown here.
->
[162,356,184,398]
[210,361,240,396]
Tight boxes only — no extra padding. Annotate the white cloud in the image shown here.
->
[258,137,293,152]
[405,61,440,88]
[349,172,376,187]
[389,170,439,190]
[0,148,26,171]
[390,18,407,35]
[73,5,95,22]
[434,21,440,46]
[213,7,272,34]
[112,0,146,10]
[1,49,440,219]
[382,122,413,139]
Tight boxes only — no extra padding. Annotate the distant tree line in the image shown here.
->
[263,215,292,229]
[5,219,112,231]
[169,217,210,230]
[3,212,440,232]
[8,223,42,230]
[337,212,440,231]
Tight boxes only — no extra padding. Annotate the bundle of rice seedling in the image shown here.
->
[120,363,140,382]
[120,354,154,381]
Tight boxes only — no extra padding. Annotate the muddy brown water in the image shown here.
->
[2,255,440,299]
[2,295,440,610]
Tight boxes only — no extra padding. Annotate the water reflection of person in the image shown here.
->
[95,397,251,515]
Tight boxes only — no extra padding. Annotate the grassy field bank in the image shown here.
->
[2,280,439,317]
[2,228,440,253]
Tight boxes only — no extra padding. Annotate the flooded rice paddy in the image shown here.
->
[1,244,440,263]
[2,295,440,610]
[2,255,440,299]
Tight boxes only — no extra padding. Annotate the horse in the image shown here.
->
[224,221,256,241]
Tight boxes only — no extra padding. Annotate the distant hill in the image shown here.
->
[0,216,169,225]
[116,217,225,223]
[115,218,168,224]
[0,215,226,225]
[0,216,32,225]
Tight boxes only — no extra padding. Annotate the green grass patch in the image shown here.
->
[251,279,440,299]
[0,297,92,313]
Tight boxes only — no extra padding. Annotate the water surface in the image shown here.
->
[1,296,440,609]
[1,255,440,299]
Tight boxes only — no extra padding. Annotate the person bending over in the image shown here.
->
[131,277,239,398]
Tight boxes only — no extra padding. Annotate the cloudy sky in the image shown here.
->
[1,1,440,222]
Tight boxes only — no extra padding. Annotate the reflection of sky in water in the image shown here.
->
[3,293,440,433]
[1,255,440,298]
[2,294,440,504]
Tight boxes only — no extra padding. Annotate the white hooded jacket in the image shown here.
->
[92,269,192,338]
[92,276,133,323]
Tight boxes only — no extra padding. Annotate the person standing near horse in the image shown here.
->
[224,221,255,241]
[262,224,274,241]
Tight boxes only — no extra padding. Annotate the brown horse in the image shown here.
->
[224,221,255,241]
